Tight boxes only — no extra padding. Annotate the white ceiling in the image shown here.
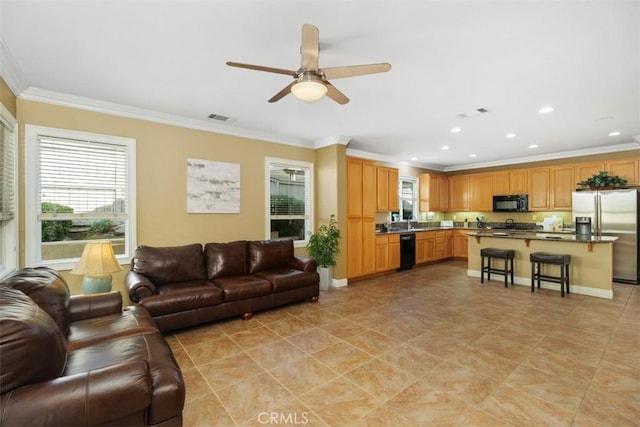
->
[1,0,639,171]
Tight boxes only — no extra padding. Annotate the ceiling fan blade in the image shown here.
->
[325,82,349,105]
[322,63,392,80]
[226,61,297,77]
[300,24,320,71]
[268,81,296,103]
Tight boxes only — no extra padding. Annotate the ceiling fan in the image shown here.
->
[226,24,391,104]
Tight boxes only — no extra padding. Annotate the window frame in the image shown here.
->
[0,104,18,279]
[25,125,137,270]
[396,176,418,221]
[265,157,313,248]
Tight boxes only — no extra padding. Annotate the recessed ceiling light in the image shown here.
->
[450,127,462,133]
[608,131,622,136]
[410,157,418,161]
[469,154,477,158]
[441,145,450,150]
[505,133,517,139]
[528,144,538,149]
[538,106,554,114]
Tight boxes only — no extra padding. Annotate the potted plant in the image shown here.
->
[307,215,340,291]
[577,171,627,190]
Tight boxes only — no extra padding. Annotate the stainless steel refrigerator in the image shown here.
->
[572,189,639,284]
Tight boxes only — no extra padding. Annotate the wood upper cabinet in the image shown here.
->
[528,167,550,211]
[419,173,449,212]
[575,162,605,186]
[550,165,574,211]
[449,175,470,211]
[375,166,399,212]
[606,158,639,187]
[510,170,528,194]
[492,172,510,195]
[470,173,493,211]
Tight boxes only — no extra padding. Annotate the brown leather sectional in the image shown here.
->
[0,267,184,427]
[125,239,320,333]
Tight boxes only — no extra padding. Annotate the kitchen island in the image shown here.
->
[467,231,617,299]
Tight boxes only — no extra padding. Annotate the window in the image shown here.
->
[0,104,17,278]
[25,126,136,270]
[392,177,418,221]
[265,158,313,246]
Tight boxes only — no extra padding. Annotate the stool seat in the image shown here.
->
[530,252,571,297]
[530,252,570,265]
[480,248,515,287]
[481,248,515,259]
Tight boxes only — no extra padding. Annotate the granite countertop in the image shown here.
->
[466,230,618,243]
[376,226,573,235]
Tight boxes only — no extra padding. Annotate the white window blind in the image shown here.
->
[38,136,127,220]
[0,119,15,221]
[266,159,313,244]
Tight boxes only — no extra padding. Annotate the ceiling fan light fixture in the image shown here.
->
[291,74,327,102]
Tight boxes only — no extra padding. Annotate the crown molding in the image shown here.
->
[0,38,28,96]
[18,87,316,149]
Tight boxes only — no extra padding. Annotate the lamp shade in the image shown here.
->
[291,75,327,102]
[70,241,122,276]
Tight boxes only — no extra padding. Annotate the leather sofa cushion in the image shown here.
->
[0,288,67,394]
[65,333,185,425]
[132,244,205,285]
[67,304,159,351]
[1,266,71,333]
[248,240,294,274]
[140,283,224,316]
[255,269,320,292]
[211,275,272,302]
[204,240,247,279]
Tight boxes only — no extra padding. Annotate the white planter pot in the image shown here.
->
[317,266,333,291]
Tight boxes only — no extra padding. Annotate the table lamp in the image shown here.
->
[70,241,123,294]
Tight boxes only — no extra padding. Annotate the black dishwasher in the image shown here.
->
[399,233,416,271]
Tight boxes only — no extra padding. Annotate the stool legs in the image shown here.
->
[503,257,508,288]
[530,260,570,297]
[481,255,485,283]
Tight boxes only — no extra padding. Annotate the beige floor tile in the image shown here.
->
[176,323,224,347]
[184,335,243,366]
[344,329,402,356]
[311,341,373,374]
[421,361,501,406]
[320,317,369,340]
[269,355,338,396]
[245,339,306,370]
[298,377,383,426]
[343,358,417,401]
[183,393,236,427]
[265,316,315,338]
[198,352,264,391]
[286,327,341,353]
[350,403,415,427]
[228,325,281,349]
[181,368,213,403]
[448,346,520,382]
[294,309,343,326]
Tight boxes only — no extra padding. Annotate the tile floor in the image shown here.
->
[165,260,639,426]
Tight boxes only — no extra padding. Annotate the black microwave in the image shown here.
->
[493,194,528,212]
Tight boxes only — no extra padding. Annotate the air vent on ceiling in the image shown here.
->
[458,107,489,119]
[208,114,236,123]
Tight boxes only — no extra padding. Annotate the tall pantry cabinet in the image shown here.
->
[347,157,376,279]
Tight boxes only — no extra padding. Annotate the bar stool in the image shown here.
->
[480,248,515,287]
[530,252,571,297]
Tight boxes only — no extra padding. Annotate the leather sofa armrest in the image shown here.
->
[0,361,152,426]
[291,255,318,272]
[125,271,158,303]
[69,291,123,322]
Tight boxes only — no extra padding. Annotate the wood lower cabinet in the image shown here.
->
[453,230,468,258]
[434,230,454,260]
[376,234,400,272]
[415,231,435,264]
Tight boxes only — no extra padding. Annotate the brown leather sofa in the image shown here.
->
[0,267,185,427]
[125,239,319,333]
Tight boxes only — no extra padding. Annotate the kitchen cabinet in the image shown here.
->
[449,175,470,211]
[375,166,399,212]
[550,165,574,211]
[347,157,376,279]
[415,231,435,264]
[434,230,454,260]
[528,167,550,211]
[453,230,468,258]
[575,162,605,186]
[376,234,400,272]
[419,173,449,212]
[470,174,493,211]
[492,170,527,196]
[606,158,639,187]
[492,172,510,195]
